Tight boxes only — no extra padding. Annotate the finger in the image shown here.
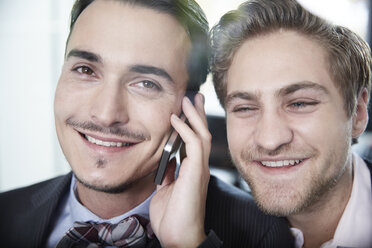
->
[170,114,200,151]
[170,114,210,177]
[182,97,211,141]
[186,94,207,126]
[193,93,208,126]
[168,115,210,209]
[170,114,204,165]
[172,107,211,165]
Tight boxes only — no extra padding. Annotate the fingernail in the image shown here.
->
[200,93,205,104]
[184,96,192,104]
[197,93,205,104]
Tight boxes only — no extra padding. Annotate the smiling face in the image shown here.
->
[54,0,190,193]
[225,30,355,216]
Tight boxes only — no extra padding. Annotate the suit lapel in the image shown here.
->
[26,173,72,248]
[146,237,162,248]
[21,172,161,248]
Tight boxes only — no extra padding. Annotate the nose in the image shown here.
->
[253,108,293,152]
[89,80,129,127]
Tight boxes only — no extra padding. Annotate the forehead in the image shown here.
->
[67,0,191,85]
[226,30,336,96]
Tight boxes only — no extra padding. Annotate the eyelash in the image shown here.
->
[288,101,319,109]
[232,106,258,113]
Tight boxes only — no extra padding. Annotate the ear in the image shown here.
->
[352,88,369,139]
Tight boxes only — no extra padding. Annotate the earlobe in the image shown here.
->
[352,88,369,138]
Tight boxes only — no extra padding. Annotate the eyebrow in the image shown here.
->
[66,49,102,63]
[277,81,330,97]
[129,65,174,83]
[225,91,260,107]
[225,81,330,107]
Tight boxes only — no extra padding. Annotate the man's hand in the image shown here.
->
[150,93,211,248]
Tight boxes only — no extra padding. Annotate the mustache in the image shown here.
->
[240,143,315,161]
[66,118,150,141]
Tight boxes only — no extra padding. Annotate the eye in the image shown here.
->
[232,106,258,113]
[290,102,308,108]
[287,100,320,112]
[73,66,95,76]
[136,80,161,90]
[227,104,259,118]
[290,101,319,108]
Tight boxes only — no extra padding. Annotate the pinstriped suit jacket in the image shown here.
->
[0,173,295,247]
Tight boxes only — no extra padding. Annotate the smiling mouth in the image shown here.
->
[83,134,135,147]
[260,159,303,168]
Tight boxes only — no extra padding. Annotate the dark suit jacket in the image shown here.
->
[0,173,294,248]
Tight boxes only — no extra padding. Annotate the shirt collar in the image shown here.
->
[68,175,154,224]
[323,153,372,247]
[291,153,372,248]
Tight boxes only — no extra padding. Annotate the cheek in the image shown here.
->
[135,97,182,137]
[290,110,351,147]
[54,76,96,122]
[226,116,251,156]
[54,82,69,123]
[54,76,78,118]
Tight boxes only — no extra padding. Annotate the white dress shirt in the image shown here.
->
[291,153,372,248]
[47,176,154,248]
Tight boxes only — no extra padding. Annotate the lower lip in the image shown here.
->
[80,133,136,154]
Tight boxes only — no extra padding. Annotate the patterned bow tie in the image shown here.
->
[56,215,154,248]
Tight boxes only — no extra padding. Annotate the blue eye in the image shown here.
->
[291,102,307,108]
[290,101,318,108]
[287,100,320,114]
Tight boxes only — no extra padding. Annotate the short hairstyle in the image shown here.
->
[210,0,372,118]
[67,0,210,91]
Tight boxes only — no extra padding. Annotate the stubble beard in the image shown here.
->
[74,168,155,194]
[65,118,156,194]
[233,143,350,217]
[73,157,156,194]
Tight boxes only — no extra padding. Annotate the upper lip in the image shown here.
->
[77,130,144,144]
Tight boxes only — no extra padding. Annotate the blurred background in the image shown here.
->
[0,0,371,191]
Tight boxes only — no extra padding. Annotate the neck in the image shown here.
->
[288,160,354,248]
[76,173,156,219]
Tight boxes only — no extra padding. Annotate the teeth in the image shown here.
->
[85,135,131,147]
[261,159,302,167]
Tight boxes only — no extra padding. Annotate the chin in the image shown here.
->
[73,168,156,194]
[76,176,135,194]
[254,195,305,217]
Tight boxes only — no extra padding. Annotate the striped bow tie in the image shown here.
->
[56,215,154,248]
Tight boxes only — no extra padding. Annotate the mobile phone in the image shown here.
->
[154,91,196,185]
[154,114,186,185]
